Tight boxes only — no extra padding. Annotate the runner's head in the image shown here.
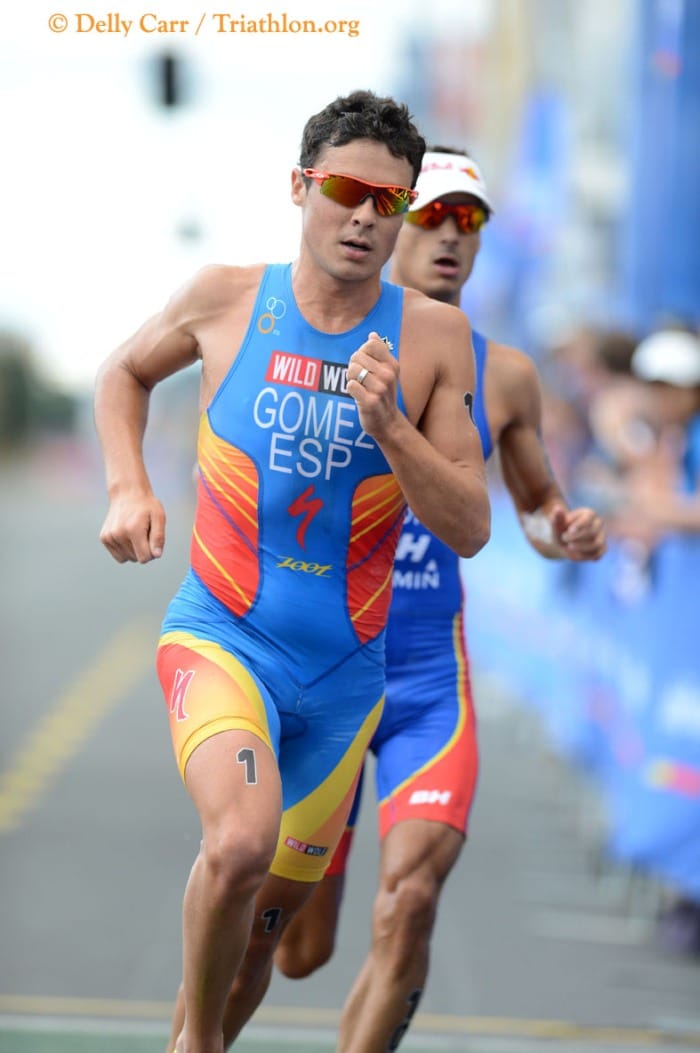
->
[292,91,426,282]
[391,146,493,305]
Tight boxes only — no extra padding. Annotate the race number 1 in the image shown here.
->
[237,747,258,785]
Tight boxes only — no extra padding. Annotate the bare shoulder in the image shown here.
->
[486,339,543,424]
[400,289,472,386]
[104,262,267,392]
[402,287,471,342]
[398,290,474,422]
[169,262,266,324]
[486,339,538,383]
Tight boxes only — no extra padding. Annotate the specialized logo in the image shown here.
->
[285,836,328,857]
[287,484,323,548]
[265,350,353,398]
[409,789,452,806]
[169,668,194,722]
[257,295,287,335]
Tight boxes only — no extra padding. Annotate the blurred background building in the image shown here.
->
[1,0,698,413]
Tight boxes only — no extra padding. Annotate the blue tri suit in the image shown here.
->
[156,263,407,881]
[329,330,491,873]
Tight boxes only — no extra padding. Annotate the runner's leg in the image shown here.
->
[337,818,463,1053]
[172,728,282,1053]
[274,871,346,978]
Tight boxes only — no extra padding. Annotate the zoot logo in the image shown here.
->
[277,556,332,577]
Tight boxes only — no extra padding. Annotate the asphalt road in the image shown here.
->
[1,435,698,1052]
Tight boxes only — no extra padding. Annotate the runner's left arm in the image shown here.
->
[347,301,490,559]
[495,344,606,562]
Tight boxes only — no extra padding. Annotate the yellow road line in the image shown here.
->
[0,620,156,833]
[0,995,174,1020]
[0,995,698,1045]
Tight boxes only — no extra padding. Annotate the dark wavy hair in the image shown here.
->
[299,90,425,186]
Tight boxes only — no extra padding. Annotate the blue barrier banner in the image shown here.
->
[465,491,700,899]
[603,535,700,898]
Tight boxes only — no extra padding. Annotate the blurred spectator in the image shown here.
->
[605,327,700,956]
[480,324,700,958]
[539,325,642,504]
[607,328,700,544]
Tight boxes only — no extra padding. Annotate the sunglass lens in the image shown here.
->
[318,175,409,216]
[319,175,359,208]
[374,188,410,216]
[459,207,487,233]
[407,206,441,229]
[423,207,443,229]
[407,203,488,232]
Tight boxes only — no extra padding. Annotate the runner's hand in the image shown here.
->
[347,331,400,439]
[551,504,606,561]
[99,491,166,563]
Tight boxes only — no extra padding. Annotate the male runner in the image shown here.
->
[94,101,490,1053]
[274,148,607,1053]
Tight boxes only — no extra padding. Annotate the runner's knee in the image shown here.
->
[200,824,276,901]
[275,927,335,978]
[375,869,439,945]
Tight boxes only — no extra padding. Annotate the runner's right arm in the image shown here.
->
[94,266,237,564]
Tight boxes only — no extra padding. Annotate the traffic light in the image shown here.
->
[153,52,185,108]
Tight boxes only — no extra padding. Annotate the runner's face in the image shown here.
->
[391,193,483,305]
[292,139,414,283]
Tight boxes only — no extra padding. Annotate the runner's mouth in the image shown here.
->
[342,239,372,254]
[433,256,460,276]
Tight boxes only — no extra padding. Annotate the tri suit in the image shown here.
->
[156,263,407,881]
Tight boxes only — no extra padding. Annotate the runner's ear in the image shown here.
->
[291,168,307,207]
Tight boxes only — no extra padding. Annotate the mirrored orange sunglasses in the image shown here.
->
[405,200,490,234]
[304,168,418,217]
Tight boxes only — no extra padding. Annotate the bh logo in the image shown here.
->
[409,789,452,806]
